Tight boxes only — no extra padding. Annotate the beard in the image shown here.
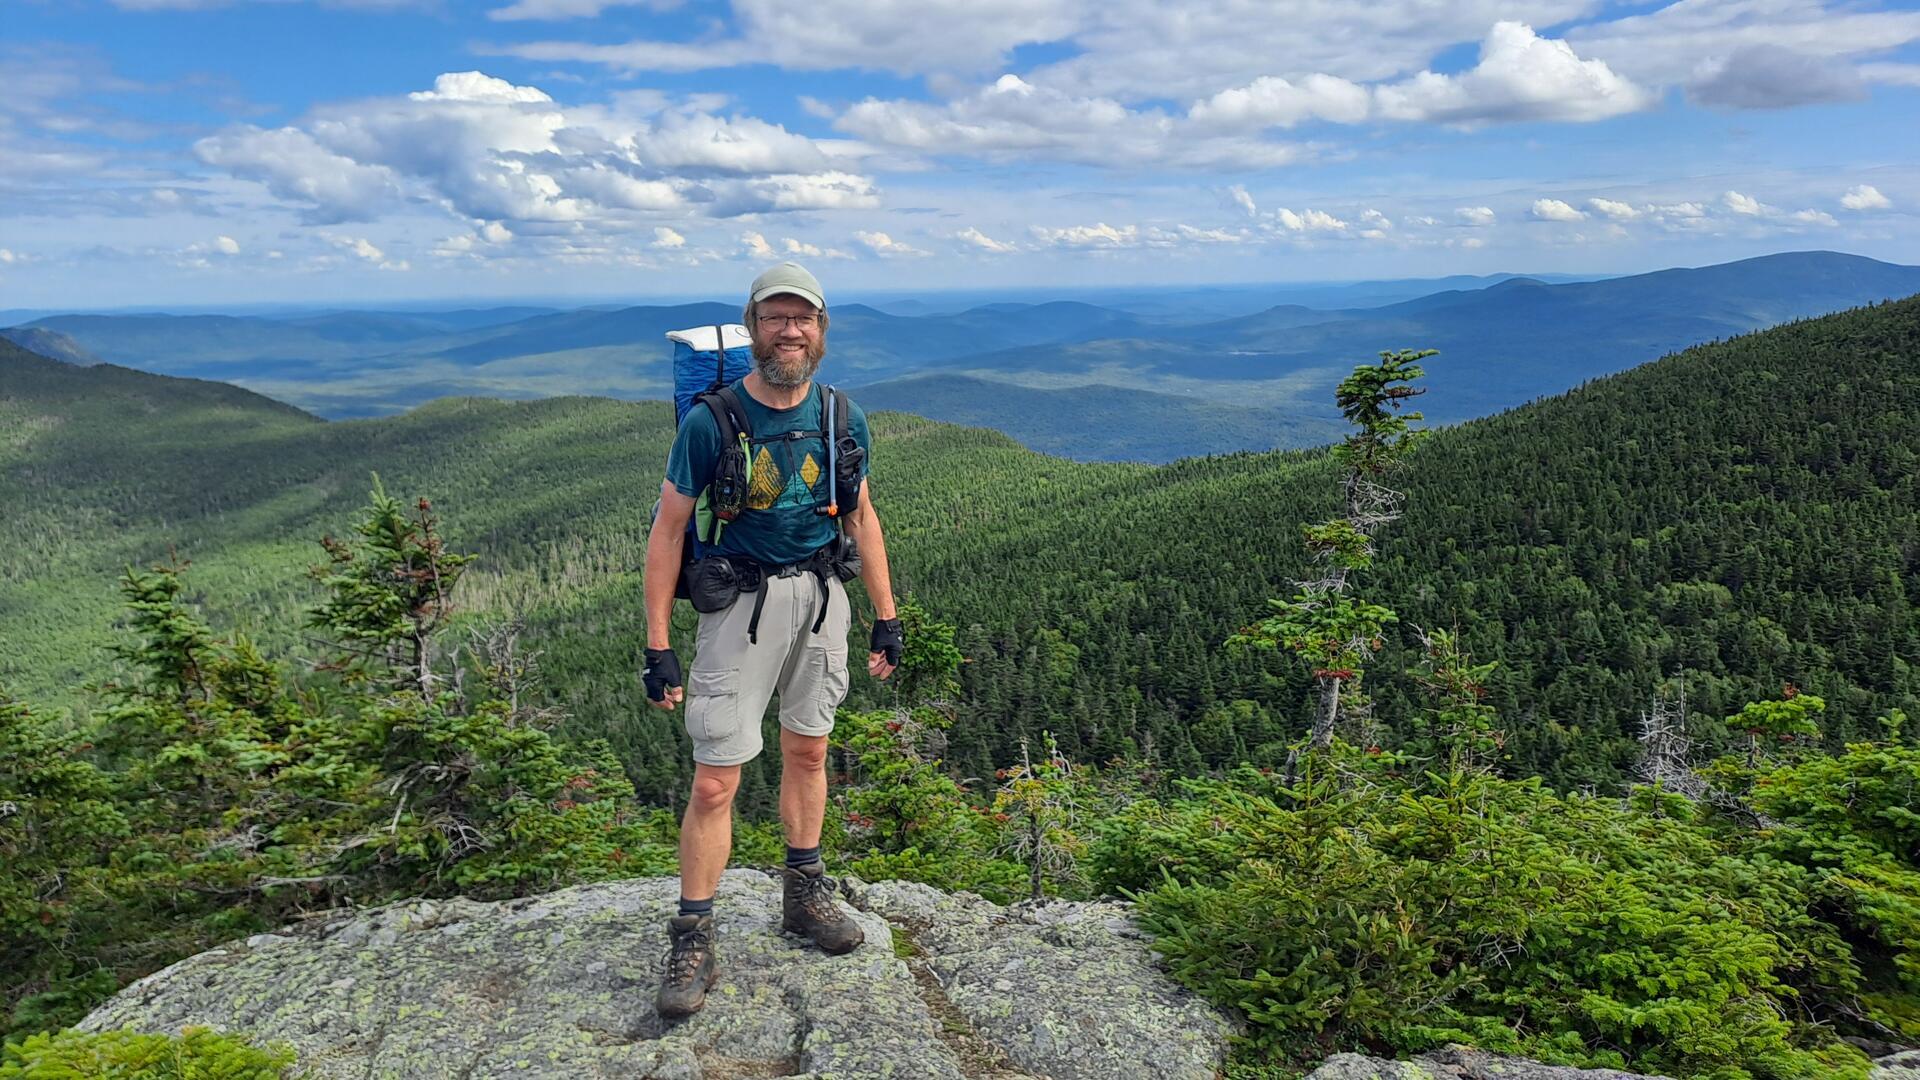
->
[752,336,826,388]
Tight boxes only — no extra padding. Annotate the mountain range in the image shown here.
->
[8,251,1919,461]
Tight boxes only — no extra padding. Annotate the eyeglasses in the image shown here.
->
[756,313,819,330]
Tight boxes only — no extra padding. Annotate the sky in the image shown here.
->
[3,0,1918,308]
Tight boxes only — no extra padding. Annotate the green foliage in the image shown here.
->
[306,475,475,692]
[1095,749,1881,1078]
[991,732,1090,900]
[1,483,676,1042]
[1232,350,1432,767]
[0,1026,299,1078]
[0,692,126,1038]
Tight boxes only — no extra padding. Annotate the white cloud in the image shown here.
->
[1406,215,1441,227]
[1687,45,1863,109]
[855,230,929,257]
[1587,197,1641,221]
[1841,184,1891,210]
[1274,207,1348,232]
[1173,224,1247,243]
[1188,73,1371,128]
[1357,208,1393,240]
[1571,0,1920,106]
[1791,208,1838,226]
[492,0,1080,76]
[1033,0,1599,102]
[194,71,880,229]
[651,226,686,248]
[1229,184,1257,217]
[956,226,1017,253]
[1457,206,1496,226]
[1373,22,1653,125]
[1722,190,1768,215]
[481,221,514,243]
[0,248,22,264]
[214,235,241,255]
[835,74,1305,171]
[486,0,677,21]
[194,126,403,224]
[742,231,775,258]
[1030,222,1140,248]
[1530,197,1586,221]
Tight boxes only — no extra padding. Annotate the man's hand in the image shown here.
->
[868,618,903,681]
[644,647,684,709]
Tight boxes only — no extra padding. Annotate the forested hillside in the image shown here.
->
[6,306,1919,1078]
[2,299,1916,807]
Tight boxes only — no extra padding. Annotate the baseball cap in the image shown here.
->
[749,262,825,310]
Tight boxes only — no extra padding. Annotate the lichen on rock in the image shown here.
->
[77,869,1236,1079]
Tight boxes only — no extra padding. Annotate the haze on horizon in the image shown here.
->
[3,0,1917,309]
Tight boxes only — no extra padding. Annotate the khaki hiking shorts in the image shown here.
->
[684,572,851,766]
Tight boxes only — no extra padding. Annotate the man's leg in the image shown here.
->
[775,577,863,954]
[779,728,828,854]
[680,762,743,905]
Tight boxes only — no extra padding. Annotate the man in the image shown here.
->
[641,262,903,1019]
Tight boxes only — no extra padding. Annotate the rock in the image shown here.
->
[1877,1049,1920,1079]
[847,880,1235,1080]
[1304,1046,1677,1080]
[80,869,951,1079]
[78,870,1237,1080]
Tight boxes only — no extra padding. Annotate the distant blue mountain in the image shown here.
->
[13,250,1918,457]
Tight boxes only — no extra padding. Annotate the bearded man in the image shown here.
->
[640,262,903,1018]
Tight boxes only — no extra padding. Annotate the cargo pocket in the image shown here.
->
[812,637,850,716]
[685,667,740,745]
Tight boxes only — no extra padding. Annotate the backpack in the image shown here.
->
[658,324,865,600]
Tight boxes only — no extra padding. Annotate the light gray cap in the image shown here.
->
[749,262,825,310]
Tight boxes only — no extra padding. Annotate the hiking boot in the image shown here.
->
[781,862,864,955]
[656,913,718,1018]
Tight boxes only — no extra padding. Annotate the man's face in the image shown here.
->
[749,293,825,388]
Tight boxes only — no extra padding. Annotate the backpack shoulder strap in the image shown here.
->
[701,385,752,443]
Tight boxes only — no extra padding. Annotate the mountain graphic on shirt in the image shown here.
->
[746,448,824,512]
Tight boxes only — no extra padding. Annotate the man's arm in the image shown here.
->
[644,480,696,708]
[841,480,898,679]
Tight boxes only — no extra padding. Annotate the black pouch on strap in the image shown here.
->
[683,556,751,613]
[826,532,862,583]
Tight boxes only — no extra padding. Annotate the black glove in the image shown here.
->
[869,618,904,666]
[643,647,683,702]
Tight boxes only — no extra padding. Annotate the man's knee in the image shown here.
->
[688,769,740,814]
[781,730,829,772]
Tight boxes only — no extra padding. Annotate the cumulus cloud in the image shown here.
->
[1791,208,1838,226]
[1188,73,1371,128]
[651,225,686,248]
[742,231,775,258]
[1571,0,1920,106]
[214,235,241,255]
[491,0,1080,76]
[1842,184,1891,210]
[1457,206,1497,226]
[837,74,1304,170]
[1587,197,1641,221]
[194,126,403,224]
[1373,22,1653,125]
[0,249,18,264]
[855,230,929,257]
[1274,207,1348,232]
[1722,190,1769,215]
[1030,222,1139,248]
[956,226,1017,253]
[486,0,677,21]
[1531,198,1586,221]
[193,71,881,230]
[1228,184,1258,217]
[1687,44,1864,109]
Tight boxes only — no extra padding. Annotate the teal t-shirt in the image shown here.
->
[667,380,871,566]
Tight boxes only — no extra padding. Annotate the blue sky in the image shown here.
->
[4,0,1917,307]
